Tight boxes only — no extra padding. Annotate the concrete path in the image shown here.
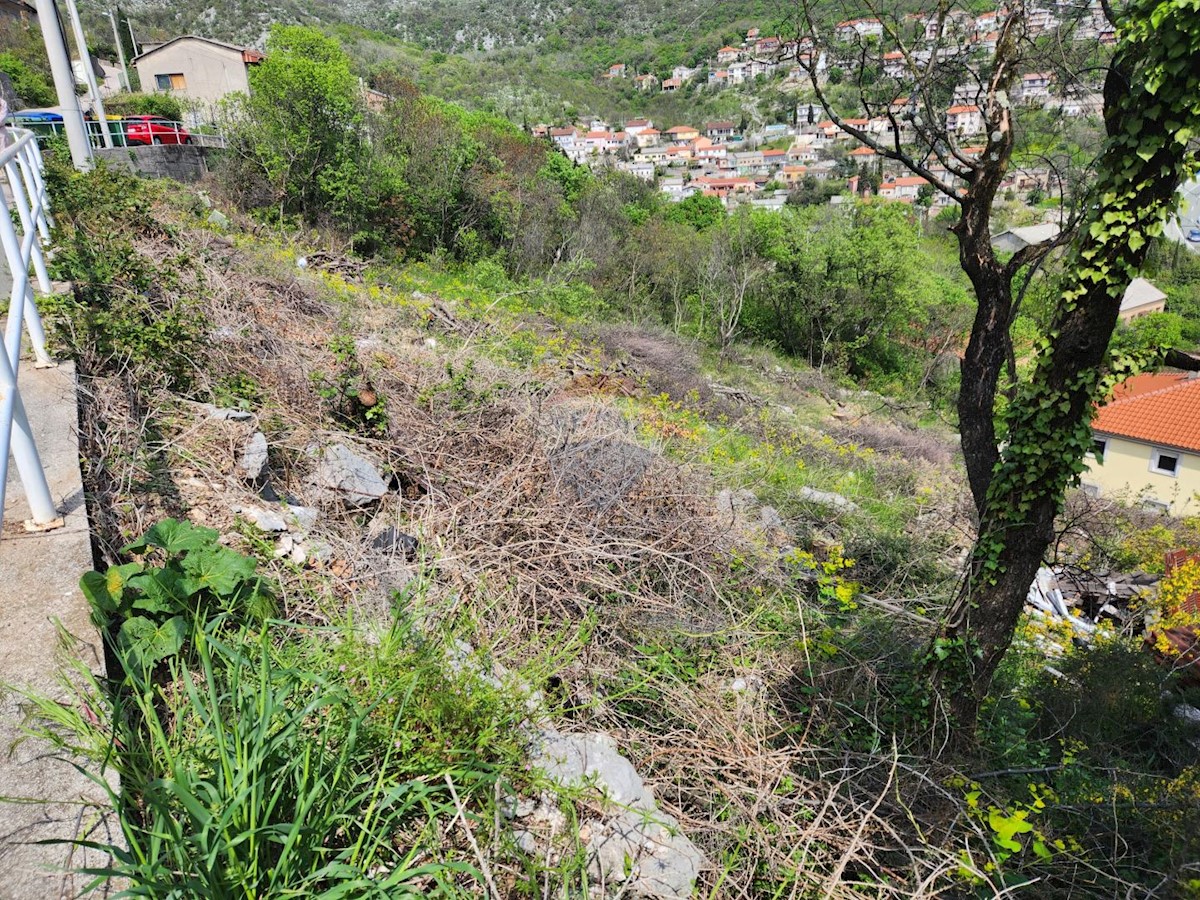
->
[0,353,118,899]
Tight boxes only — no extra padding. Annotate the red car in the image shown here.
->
[124,115,191,145]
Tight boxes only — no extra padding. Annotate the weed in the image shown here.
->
[79,518,273,675]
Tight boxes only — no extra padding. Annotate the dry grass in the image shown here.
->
[61,193,1094,899]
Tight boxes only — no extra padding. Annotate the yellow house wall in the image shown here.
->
[1117,299,1167,324]
[1082,434,1200,515]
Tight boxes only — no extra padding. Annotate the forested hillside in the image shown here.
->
[80,0,779,51]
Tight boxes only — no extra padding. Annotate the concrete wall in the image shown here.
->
[134,40,250,118]
[1082,434,1200,514]
[94,144,210,183]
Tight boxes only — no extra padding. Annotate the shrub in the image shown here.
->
[0,50,54,107]
[79,518,273,675]
[103,92,185,122]
[40,161,204,387]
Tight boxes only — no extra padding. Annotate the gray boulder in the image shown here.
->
[239,432,269,482]
[797,486,860,513]
[529,730,705,898]
[310,444,388,506]
[232,504,287,533]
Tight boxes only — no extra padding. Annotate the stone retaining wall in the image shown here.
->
[93,144,212,182]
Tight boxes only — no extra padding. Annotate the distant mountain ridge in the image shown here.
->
[80,0,771,52]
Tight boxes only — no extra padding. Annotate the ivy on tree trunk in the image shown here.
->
[933,0,1200,729]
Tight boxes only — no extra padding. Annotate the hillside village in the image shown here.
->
[540,2,1112,210]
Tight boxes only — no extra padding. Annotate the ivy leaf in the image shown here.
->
[180,547,258,598]
[122,518,219,556]
[117,615,188,673]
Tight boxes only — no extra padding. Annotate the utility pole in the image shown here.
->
[63,0,113,148]
[107,9,130,91]
[33,0,92,170]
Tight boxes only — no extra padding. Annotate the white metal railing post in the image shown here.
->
[15,141,51,243]
[4,159,53,295]
[26,139,56,233]
[0,126,62,534]
[0,165,53,367]
[0,347,57,527]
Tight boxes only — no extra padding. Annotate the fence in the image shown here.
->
[16,118,226,150]
[0,126,61,538]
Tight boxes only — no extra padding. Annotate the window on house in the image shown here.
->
[155,73,186,91]
[1150,449,1180,476]
[1091,438,1107,458]
[1142,498,1170,514]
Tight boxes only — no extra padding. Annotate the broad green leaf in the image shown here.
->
[127,568,187,615]
[117,615,188,672]
[988,807,1033,852]
[179,547,258,598]
[122,518,219,556]
[80,562,144,616]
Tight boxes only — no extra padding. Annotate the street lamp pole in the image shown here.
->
[33,0,92,170]
[107,9,130,91]
[63,0,113,148]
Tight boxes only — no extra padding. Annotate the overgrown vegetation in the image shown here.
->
[14,12,1200,900]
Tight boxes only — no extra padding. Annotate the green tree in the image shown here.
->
[799,0,1200,730]
[1109,311,1188,356]
[748,201,921,370]
[0,20,55,107]
[538,151,591,204]
[221,26,375,230]
[664,192,725,230]
[932,0,1200,728]
[0,51,54,107]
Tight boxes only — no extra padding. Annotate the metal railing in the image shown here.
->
[14,118,227,150]
[0,126,62,537]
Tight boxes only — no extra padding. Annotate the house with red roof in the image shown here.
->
[692,176,757,202]
[878,175,930,201]
[883,51,906,77]
[634,127,662,148]
[1084,372,1200,514]
[665,125,700,144]
[945,104,985,136]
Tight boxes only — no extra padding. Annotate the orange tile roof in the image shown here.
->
[1094,373,1200,452]
[1108,371,1190,401]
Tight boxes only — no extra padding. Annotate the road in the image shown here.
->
[1164,176,1200,254]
